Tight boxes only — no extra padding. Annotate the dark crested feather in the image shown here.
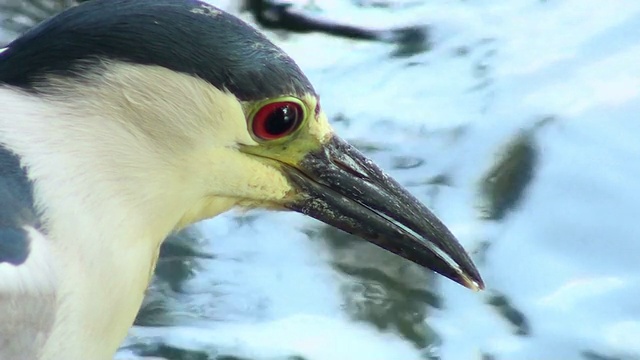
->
[0,144,37,266]
[0,0,315,101]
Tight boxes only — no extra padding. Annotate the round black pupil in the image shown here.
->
[264,104,298,136]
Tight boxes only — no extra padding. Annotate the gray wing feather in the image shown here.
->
[0,145,56,359]
[0,143,37,266]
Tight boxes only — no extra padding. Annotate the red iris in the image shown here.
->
[252,101,304,140]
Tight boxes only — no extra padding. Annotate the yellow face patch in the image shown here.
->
[240,93,333,167]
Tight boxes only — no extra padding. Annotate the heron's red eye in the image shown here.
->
[252,101,304,140]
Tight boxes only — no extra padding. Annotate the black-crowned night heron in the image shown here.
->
[0,0,483,358]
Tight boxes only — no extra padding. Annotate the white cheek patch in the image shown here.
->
[0,47,7,55]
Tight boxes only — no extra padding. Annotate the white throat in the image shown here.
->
[0,86,208,359]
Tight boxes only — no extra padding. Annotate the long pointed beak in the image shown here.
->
[282,136,484,291]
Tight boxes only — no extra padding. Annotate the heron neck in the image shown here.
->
[0,87,197,359]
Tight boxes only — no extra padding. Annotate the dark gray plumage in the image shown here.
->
[0,0,316,101]
[0,144,36,266]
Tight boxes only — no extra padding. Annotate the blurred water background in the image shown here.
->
[3,1,640,359]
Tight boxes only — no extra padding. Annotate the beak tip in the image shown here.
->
[459,272,485,292]
[467,279,485,292]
